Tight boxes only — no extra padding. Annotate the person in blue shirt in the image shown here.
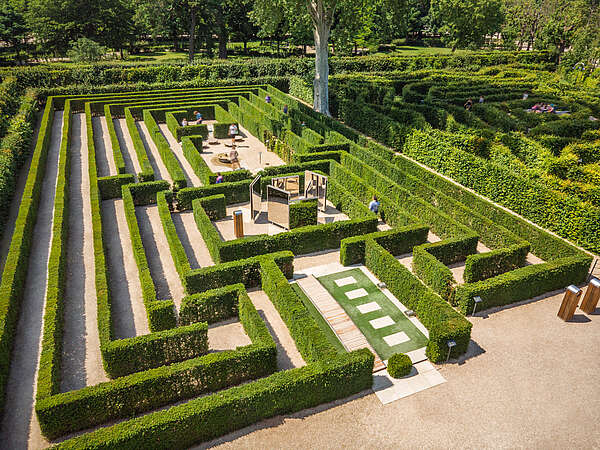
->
[265,95,271,104]
[194,110,203,123]
[283,104,288,114]
[368,195,380,214]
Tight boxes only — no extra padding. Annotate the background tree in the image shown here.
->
[0,4,28,63]
[430,0,503,50]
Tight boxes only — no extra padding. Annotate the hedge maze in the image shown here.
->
[0,64,595,446]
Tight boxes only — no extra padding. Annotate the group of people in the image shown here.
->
[464,95,485,111]
[181,110,204,127]
[530,103,556,114]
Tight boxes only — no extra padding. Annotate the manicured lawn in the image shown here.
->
[318,268,427,360]
[290,282,346,354]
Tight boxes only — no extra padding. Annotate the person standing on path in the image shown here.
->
[369,196,380,214]
[229,123,238,146]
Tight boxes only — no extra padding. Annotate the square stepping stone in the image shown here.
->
[369,316,395,329]
[334,276,356,287]
[357,302,381,314]
[383,331,410,346]
[345,288,368,300]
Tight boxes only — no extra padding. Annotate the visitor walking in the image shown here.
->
[229,123,238,146]
[479,95,485,103]
[194,110,203,123]
[464,98,473,111]
[283,104,288,114]
[265,95,271,104]
[368,196,380,214]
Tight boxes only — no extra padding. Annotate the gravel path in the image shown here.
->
[206,289,600,449]
[113,118,142,177]
[0,112,62,450]
[247,289,305,371]
[158,123,202,187]
[102,199,150,339]
[136,121,172,184]
[61,114,108,392]
[92,116,115,177]
[136,205,185,309]
[171,211,213,269]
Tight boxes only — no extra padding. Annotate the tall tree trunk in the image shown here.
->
[313,20,330,115]
[188,8,197,63]
[218,27,228,59]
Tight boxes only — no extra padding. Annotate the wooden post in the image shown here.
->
[580,278,600,314]
[234,210,244,238]
[557,285,582,321]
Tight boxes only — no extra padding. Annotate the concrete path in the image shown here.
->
[208,319,251,352]
[0,112,62,450]
[113,118,142,177]
[136,121,172,184]
[171,211,213,269]
[61,114,108,391]
[92,116,115,177]
[136,205,185,309]
[158,123,202,187]
[247,289,305,370]
[101,199,150,338]
[296,276,385,372]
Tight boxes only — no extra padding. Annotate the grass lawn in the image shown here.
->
[317,268,427,361]
[290,283,346,354]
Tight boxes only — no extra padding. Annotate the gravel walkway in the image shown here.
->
[205,288,600,449]
[92,116,115,177]
[0,112,62,449]
[136,205,185,309]
[135,121,172,184]
[159,123,202,187]
[61,114,108,391]
[247,289,305,370]
[113,118,142,176]
[171,211,213,269]
[102,199,150,338]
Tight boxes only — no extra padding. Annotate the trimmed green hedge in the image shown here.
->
[180,285,239,325]
[184,251,294,294]
[364,239,472,362]
[142,108,187,190]
[177,179,252,210]
[98,174,135,199]
[197,194,226,220]
[464,242,530,283]
[455,255,591,314]
[340,225,429,266]
[0,98,54,416]
[55,349,374,449]
[412,245,456,301]
[122,186,176,331]
[102,104,127,174]
[289,199,318,229]
[387,353,412,378]
[127,180,170,205]
[124,108,155,181]
[157,190,191,284]
[36,284,276,439]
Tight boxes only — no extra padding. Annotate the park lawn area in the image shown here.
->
[317,268,428,361]
[290,282,346,354]
[374,46,472,57]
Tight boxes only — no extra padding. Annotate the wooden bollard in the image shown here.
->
[557,285,582,321]
[233,210,244,239]
[580,278,600,314]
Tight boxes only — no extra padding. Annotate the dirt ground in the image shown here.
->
[203,288,600,449]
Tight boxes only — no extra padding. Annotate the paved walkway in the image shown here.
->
[296,275,385,372]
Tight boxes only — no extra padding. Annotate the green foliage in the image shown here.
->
[67,38,107,63]
[387,353,412,378]
[98,174,135,199]
[364,239,472,362]
[178,179,252,210]
[464,243,530,283]
[456,255,591,314]
[340,225,429,266]
[289,199,318,229]
[0,99,54,416]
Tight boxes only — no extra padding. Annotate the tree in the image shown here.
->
[253,0,373,115]
[430,0,503,50]
[0,4,28,62]
[67,37,106,62]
